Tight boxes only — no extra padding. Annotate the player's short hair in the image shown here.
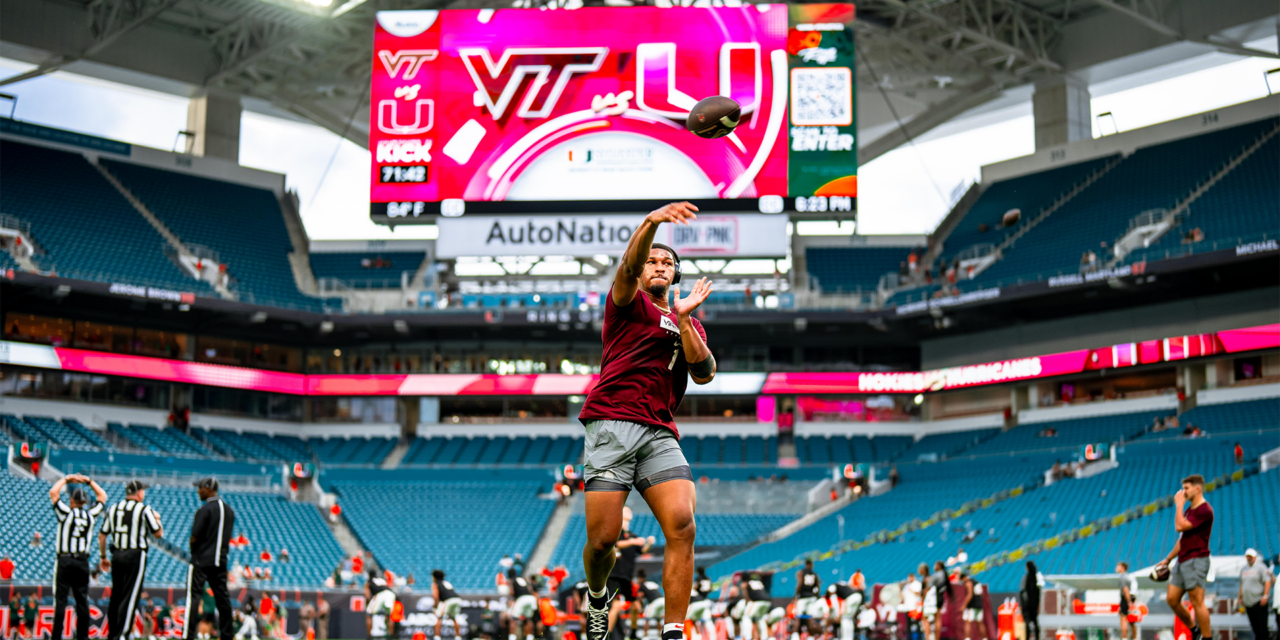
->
[432,569,445,581]
[1181,474,1205,486]
[1117,561,1128,571]
[650,244,677,263]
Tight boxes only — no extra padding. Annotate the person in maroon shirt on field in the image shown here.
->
[577,202,715,640]
[1156,474,1214,640]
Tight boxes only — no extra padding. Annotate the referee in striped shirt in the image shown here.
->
[49,473,107,640]
[186,478,235,640]
[99,480,164,640]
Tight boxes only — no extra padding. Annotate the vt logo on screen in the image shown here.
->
[378,49,439,80]
[458,47,609,119]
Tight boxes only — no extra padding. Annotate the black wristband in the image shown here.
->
[689,354,715,379]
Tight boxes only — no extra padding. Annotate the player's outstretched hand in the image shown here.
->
[647,201,698,226]
[673,277,713,317]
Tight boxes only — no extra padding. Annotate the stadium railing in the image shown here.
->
[888,229,1279,306]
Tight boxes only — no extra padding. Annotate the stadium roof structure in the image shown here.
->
[0,0,1276,159]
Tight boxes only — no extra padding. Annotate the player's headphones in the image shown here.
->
[651,242,682,284]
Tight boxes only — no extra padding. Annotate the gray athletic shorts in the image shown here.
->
[1171,557,1210,590]
[583,419,691,492]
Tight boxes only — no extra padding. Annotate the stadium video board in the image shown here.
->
[369,4,856,222]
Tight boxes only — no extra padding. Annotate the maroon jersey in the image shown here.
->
[1177,501,1213,562]
[579,287,707,437]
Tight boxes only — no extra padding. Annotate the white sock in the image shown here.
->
[590,587,607,599]
[664,624,684,637]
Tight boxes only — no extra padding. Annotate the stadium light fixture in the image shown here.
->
[1265,67,1280,96]
[1097,112,1118,136]
[330,0,368,17]
[174,131,195,154]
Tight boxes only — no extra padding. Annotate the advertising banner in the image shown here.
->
[2,323,1274,396]
[786,4,857,201]
[0,589,491,640]
[435,213,788,257]
[368,5,856,218]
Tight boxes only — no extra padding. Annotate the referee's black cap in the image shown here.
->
[67,487,87,503]
[193,477,219,491]
[126,480,149,494]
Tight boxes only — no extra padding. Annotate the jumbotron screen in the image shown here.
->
[369,4,856,222]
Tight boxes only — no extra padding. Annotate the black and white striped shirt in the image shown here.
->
[101,499,162,551]
[54,501,104,555]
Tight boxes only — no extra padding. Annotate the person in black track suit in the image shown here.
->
[185,478,236,640]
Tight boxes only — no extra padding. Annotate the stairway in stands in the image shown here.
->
[94,161,236,298]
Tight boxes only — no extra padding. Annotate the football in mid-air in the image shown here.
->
[686,96,741,139]
[1002,208,1022,227]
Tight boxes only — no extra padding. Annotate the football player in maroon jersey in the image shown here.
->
[577,201,715,640]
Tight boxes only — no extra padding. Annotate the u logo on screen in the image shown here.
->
[635,42,762,118]
[378,99,435,135]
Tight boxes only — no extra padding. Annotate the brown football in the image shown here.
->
[686,96,742,139]
[1002,208,1021,227]
[1150,563,1170,582]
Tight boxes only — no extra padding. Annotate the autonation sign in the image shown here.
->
[436,214,788,258]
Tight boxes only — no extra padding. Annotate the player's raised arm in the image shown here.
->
[613,202,698,306]
[673,277,716,384]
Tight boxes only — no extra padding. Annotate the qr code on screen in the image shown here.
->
[790,67,853,126]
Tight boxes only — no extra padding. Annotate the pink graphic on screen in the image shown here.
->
[54,348,307,395]
[6,323,1272,396]
[369,7,789,203]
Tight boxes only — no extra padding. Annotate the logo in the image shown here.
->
[376,139,433,164]
[378,50,439,80]
[635,42,761,117]
[109,283,195,303]
[659,316,679,334]
[376,11,439,38]
[440,199,466,217]
[378,99,434,135]
[590,91,632,116]
[758,195,784,214]
[791,126,854,152]
[568,147,653,166]
[1236,239,1279,256]
[394,85,421,101]
[458,47,609,119]
[798,47,837,64]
